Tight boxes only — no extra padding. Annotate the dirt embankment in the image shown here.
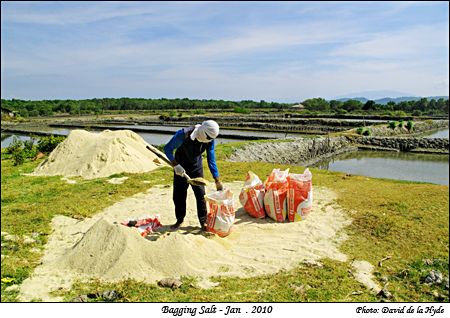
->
[230,137,356,166]
[354,120,448,137]
[351,137,449,152]
[229,121,449,166]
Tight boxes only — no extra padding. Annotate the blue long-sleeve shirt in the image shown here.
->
[164,129,219,178]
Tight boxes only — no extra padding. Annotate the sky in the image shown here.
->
[1,1,449,102]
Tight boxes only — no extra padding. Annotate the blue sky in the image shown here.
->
[1,1,449,102]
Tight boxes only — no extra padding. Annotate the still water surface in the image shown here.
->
[1,129,239,148]
[420,129,449,138]
[2,128,448,185]
[312,150,449,185]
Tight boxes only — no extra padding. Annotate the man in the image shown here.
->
[164,120,223,231]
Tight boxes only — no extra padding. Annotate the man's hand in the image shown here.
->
[215,178,223,191]
[173,164,185,176]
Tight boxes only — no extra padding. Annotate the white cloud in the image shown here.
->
[2,2,175,25]
[1,1,448,100]
[330,23,449,59]
[2,18,363,79]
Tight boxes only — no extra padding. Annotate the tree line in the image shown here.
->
[302,97,448,116]
[1,98,287,117]
[1,97,448,118]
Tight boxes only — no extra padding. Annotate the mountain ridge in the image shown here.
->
[334,96,449,105]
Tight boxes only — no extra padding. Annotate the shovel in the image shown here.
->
[180,172,209,187]
[146,145,209,186]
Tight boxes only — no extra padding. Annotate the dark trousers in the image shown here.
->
[173,170,207,226]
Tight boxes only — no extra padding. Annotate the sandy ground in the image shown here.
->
[18,181,378,302]
[351,260,382,294]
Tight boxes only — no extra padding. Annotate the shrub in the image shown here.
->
[390,110,407,117]
[398,120,405,128]
[6,137,38,165]
[406,120,414,132]
[23,139,38,158]
[6,136,23,154]
[37,135,65,153]
[362,128,372,136]
[12,149,26,166]
[193,109,206,115]
[233,107,251,114]
[356,127,372,136]
[388,121,397,130]
[336,108,348,115]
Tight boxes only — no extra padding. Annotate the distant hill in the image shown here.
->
[335,97,368,103]
[374,96,449,105]
[334,89,414,100]
[335,96,448,105]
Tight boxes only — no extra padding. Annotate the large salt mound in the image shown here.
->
[18,182,352,301]
[30,129,169,179]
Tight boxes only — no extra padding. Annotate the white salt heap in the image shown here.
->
[18,182,352,302]
[30,129,168,179]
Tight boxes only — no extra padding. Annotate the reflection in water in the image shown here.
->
[312,150,449,185]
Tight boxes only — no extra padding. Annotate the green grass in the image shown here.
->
[214,139,296,161]
[58,259,377,302]
[1,144,448,302]
[1,150,172,301]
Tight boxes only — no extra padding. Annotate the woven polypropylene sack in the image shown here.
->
[205,189,235,237]
[263,168,289,222]
[239,171,266,218]
[287,169,313,222]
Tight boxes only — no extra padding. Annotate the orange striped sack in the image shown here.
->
[205,189,235,237]
[263,168,289,222]
[239,171,266,218]
[287,168,313,222]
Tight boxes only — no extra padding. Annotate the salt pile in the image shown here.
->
[18,183,352,301]
[30,129,168,179]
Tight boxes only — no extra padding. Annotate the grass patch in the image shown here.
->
[58,259,376,302]
[1,143,448,302]
[1,150,172,301]
[214,141,250,161]
[214,139,296,161]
